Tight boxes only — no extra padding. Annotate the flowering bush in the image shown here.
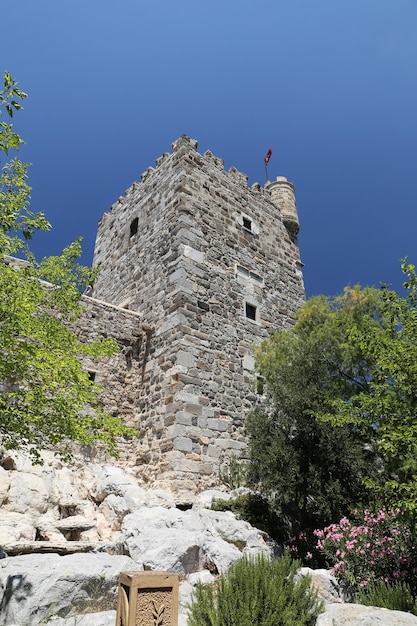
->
[313,509,417,597]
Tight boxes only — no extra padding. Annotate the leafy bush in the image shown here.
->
[219,454,247,489]
[314,508,417,597]
[187,551,324,626]
[211,493,282,542]
[357,580,417,614]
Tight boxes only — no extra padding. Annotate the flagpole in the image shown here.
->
[265,162,269,183]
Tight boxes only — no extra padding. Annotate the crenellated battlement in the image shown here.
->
[105,136,293,220]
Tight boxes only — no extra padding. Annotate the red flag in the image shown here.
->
[264,148,272,165]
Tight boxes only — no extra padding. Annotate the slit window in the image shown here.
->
[88,371,96,382]
[130,217,138,237]
[242,217,252,231]
[256,376,265,395]
[245,302,257,321]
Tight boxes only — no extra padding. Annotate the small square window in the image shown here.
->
[245,302,257,321]
[130,217,138,237]
[243,217,252,231]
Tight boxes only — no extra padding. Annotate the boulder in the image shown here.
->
[316,603,417,625]
[89,465,136,502]
[7,472,50,514]
[0,552,138,626]
[0,512,36,545]
[121,504,274,575]
[298,567,342,604]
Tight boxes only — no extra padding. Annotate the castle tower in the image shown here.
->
[88,136,305,494]
[267,176,300,234]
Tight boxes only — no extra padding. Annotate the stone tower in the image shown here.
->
[86,136,305,493]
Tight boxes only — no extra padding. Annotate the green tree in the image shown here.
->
[0,72,130,461]
[248,267,417,532]
[320,262,417,516]
[246,285,383,536]
[0,71,50,254]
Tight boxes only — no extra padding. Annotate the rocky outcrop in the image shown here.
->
[1,452,417,625]
[0,452,273,625]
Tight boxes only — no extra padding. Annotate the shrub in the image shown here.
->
[211,493,282,542]
[357,580,417,614]
[187,551,324,626]
[314,508,417,597]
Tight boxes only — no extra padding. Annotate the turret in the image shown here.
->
[267,176,300,234]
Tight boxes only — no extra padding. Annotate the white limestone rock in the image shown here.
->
[298,567,342,604]
[202,536,242,574]
[7,472,50,514]
[316,603,417,625]
[0,456,279,625]
[0,512,37,545]
[0,467,10,505]
[197,508,254,545]
[43,611,116,625]
[0,552,138,626]
[179,571,215,625]
[140,532,204,575]
[99,494,130,531]
[89,465,136,502]
[192,488,231,507]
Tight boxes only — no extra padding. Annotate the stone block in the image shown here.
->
[175,412,192,426]
[207,418,229,432]
[173,437,193,452]
[182,244,205,264]
[176,350,196,368]
[166,425,186,439]
[207,445,221,458]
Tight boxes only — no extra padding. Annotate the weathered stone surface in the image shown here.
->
[7,472,50,514]
[44,611,116,626]
[298,567,342,604]
[0,511,36,545]
[2,541,97,556]
[0,553,138,626]
[89,465,136,503]
[316,603,417,625]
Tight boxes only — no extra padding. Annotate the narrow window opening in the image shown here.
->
[88,371,96,382]
[256,376,265,395]
[245,302,257,321]
[130,217,138,237]
[243,217,252,231]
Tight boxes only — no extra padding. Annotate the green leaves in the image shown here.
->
[187,552,324,626]
[0,71,27,154]
[1,71,28,116]
[246,284,387,534]
[0,71,130,462]
[0,158,51,254]
[0,73,50,253]
[268,265,417,517]
[0,257,128,462]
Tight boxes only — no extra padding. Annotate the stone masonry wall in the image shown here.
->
[86,136,305,493]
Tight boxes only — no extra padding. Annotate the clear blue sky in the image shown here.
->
[2,0,417,297]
